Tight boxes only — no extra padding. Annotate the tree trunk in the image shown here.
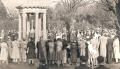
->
[66,21,71,43]
[116,2,120,31]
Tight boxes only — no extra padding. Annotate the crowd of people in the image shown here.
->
[0,28,119,69]
[0,37,25,64]
[42,29,120,68]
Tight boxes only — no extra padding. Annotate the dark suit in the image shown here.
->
[36,41,41,59]
[75,64,90,69]
[106,38,113,64]
[62,39,68,49]
[36,41,46,63]
[95,65,109,69]
[27,41,36,59]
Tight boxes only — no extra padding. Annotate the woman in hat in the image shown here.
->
[11,37,20,63]
[98,32,108,63]
[47,39,55,65]
[20,39,27,63]
[113,35,120,63]
[55,38,63,66]
[90,35,99,66]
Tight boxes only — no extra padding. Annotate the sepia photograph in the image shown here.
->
[0,0,120,69]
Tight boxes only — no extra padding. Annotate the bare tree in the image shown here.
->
[99,0,120,31]
[55,0,94,42]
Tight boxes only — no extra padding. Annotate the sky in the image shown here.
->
[2,0,60,8]
[1,0,99,11]
[1,0,99,15]
[1,0,60,14]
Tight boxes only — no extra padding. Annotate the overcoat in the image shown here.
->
[27,41,36,59]
[106,37,113,64]
[71,43,77,63]
[113,37,120,59]
[99,36,108,57]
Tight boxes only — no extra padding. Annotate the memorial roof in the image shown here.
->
[16,0,47,9]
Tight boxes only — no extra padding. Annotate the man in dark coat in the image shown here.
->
[36,38,41,59]
[27,38,36,64]
[36,37,46,64]
[106,36,113,64]
[71,42,78,64]
[75,56,90,69]
[37,38,48,69]
[62,37,68,50]
[95,56,110,69]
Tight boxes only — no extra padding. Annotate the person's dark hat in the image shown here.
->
[56,38,62,41]
[97,56,104,63]
[80,56,88,62]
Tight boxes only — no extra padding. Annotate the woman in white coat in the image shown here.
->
[20,39,27,63]
[87,41,95,67]
[11,39,20,63]
[113,36,120,63]
[0,40,8,64]
[90,36,99,66]
[99,33,108,63]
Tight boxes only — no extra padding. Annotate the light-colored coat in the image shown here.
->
[90,37,99,58]
[0,42,8,61]
[11,41,20,59]
[113,38,120,59]
[99,36,108,57]
[78,39,86,56]
[20,41,27,61]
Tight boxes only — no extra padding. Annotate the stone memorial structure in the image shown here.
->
[17,1,47,43]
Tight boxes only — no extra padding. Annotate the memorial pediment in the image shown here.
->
[16,0,47,9]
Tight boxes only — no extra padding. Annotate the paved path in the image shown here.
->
[105,64,120,69]
[0,63,120,69]
[0,63,36,69]
[49,64,120,69]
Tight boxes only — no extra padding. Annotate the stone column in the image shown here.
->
[27,21,30,39]
[18,13,22,40]
[43,12,47,40]
[38,14,41,39]
[35,12,39,44]
[22,13,27,39]
[26,14,30,39]
[42,12,47,62]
